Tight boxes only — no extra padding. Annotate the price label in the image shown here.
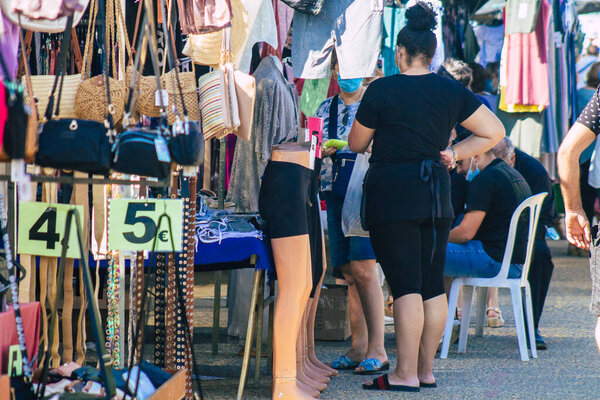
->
[108,199,183,252]
[18,202,84,258]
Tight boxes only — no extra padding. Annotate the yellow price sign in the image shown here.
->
[18,202,84,259]
[108,199,183,252]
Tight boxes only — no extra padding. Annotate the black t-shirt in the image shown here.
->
[466,159,532,263]
[513,148,556,241]
[451,169,469,218]
[356,73,482,226]
[576,86,600,135]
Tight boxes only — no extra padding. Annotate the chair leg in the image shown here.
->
[524,284,538,359]
[510,285,529,361]
[458,285,475,353]
[254,271,265,387]
[237,269,261,400]
[475,286,488,337]
[440,279,461,358]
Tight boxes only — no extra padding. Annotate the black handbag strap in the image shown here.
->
[328,94,339,140]
[159,0,189,120]
[37,209,117,400]
[123,0,169,127]
[0,196,33,382]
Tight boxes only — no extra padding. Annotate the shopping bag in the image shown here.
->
[342,152,370,237]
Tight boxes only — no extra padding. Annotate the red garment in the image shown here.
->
[226,134,237,190]
[504,0,550,107]
[0,302,41,374]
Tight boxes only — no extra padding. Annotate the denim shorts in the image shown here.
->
[444,240,523,279]
[323,191,376,276]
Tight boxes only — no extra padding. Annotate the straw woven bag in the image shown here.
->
[161,68,200,125]
[24,74,80,121]
[74,0,127,124]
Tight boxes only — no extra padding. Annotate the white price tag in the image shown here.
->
[309,135,317,170]
[154,138,171,163]
[155,89,169,107]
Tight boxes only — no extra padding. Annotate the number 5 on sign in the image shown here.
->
[18,202,84,258]
[108,199,183,252]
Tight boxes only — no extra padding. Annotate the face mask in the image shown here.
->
[465,158,480,182]
[484,78,495,94]
[337,75,363,93]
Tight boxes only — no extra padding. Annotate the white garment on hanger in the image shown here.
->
[238,0,278,74]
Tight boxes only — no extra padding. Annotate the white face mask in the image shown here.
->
[465,158,480,182]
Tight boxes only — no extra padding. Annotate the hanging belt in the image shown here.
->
[419,159,444,262]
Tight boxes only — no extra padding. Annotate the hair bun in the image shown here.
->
[405,1,437,32]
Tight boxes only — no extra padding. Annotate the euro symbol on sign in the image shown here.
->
[158,230,169,242]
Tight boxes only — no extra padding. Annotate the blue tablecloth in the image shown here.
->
[193,237,273,272]
[17,236,273,273]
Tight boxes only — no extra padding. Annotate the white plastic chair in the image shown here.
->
[440,192,548,361]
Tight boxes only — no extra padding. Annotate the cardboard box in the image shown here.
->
[314,284,351,341]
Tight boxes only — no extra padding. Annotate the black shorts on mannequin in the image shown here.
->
[259,160,311,239]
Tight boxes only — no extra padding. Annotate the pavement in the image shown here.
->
[195,240,600,399]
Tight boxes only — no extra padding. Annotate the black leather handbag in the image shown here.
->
[112,127,171,179]
[113,7,173,179]
[280,0,324,15]
[35,15,115,174]
[169,120,204,167]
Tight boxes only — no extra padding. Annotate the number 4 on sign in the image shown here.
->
[18,202,83,259]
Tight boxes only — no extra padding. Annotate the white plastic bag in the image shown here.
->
[342,152,370,237]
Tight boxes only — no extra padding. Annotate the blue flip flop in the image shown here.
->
[353,358,390,375]
[330,355,359,370]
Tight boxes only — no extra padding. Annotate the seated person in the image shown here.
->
[492,137,556,349]
[445,141,532,306]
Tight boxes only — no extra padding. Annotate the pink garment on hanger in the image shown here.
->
[273,0,293,58]
[0,13,19,81]
[504,0,550,107]
[0,302,41,374]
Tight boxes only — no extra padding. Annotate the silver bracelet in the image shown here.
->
[448,147,458,169]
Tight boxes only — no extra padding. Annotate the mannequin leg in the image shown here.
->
[300,302,330,384]
[296,245,327,392]
[306,237,338,376]
[272,235,314,400]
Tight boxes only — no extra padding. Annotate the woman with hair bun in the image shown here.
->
[349,1,505,392]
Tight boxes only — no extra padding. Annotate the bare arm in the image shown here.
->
[448,211,486,244]
[441,105,505,167]
[348,120,375,153]
[557,122,596,249]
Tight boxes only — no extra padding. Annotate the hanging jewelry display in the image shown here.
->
[105,254,121,367]
[184,176,197,398]
[154,251,167,367]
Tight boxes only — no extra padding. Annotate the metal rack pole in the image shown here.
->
[212,138,227,355]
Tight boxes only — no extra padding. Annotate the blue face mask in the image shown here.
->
[465,159,480,182]
[484,78,495,94]
[337,75,363,93]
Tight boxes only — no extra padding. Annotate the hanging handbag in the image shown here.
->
[114,3,172,179]
[159,0,204,166]
[160,0,200,126]
[328,95,356,198]
[0,54,29,161]
[74,0,127,125]
[0,0,88,33]
[197,27,239,141]
[280,0,325,15]
[22,29,83,122]
[35,15,114,174]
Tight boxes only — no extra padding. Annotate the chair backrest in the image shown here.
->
[494,193,548,285]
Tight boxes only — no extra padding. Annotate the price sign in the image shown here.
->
[18,202,84,258]
[108,199,183,252]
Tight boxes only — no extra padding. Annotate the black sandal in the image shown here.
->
[362,374,420,392]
